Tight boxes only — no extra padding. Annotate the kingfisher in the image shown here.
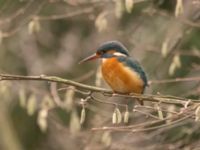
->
[80,41,147,105]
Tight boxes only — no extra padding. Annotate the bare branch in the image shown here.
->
[35,7,94,21]
[149,76,200,85]
[0,74,199,106]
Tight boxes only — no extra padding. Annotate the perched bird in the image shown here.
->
[80,41,147,104]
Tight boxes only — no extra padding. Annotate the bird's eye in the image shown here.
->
[102,50,107,54]
[98,50,106,55]
[96,51,101,55]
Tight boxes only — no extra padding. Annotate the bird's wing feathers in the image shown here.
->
[117,56,148,86]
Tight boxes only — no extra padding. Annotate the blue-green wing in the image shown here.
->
[117,56,148,87]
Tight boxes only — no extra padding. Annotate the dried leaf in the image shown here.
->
[175,0,184,17]
[125,0,134,13]
[95,12,108,32]
[101,131,112,147]
[80,107,86,124]
[27,94,37,116]
[28,18,40,34]
[37,109,48,132]
[19,88,26,108]
[70,110,81,134]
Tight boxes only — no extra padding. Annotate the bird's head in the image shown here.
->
[79,41,129,63]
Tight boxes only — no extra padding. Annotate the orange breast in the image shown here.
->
[101,58,144,94]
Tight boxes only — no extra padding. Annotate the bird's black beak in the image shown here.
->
[79,53,100,64]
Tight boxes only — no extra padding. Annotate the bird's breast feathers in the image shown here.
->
[101,57,145,94]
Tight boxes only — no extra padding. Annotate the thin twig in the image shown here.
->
[91,94,127,108]
[130,114,193,133]
[146,47,200,57]
[134,105,179,114]
[91,107,194,132]
[149,76,200,85]
[0,0,34,25]
[133,109,161,120]
[50,82,62,106]
[35,7,94,20]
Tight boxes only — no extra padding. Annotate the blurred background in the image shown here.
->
[0,0,200,150]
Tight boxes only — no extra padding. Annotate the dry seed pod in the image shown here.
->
[37,109,48,132]
[28,18,40,34]
[0,81,9,94]
[124,111,129,123]
[70,110,81,133]
[112,111,117,124]
[168,62,176,76]
[169,54,182,76]
[173,54,181,68]
[95,66,102,86]
[80,106,86,124]
[166,105,176,124]
[95,12,108,32]
[175,0,184,17]
[125,0,134,13]
[195,106,200,121]
[27,94,37,116]
[155,103,164,120]
[114,0,124,18]
[161,38,169,58]
[115,107,122,124]
[19,88,26,108]
[0,30,2,45]
[101,131,112,147]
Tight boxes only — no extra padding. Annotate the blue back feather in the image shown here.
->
[117,56,148,87]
